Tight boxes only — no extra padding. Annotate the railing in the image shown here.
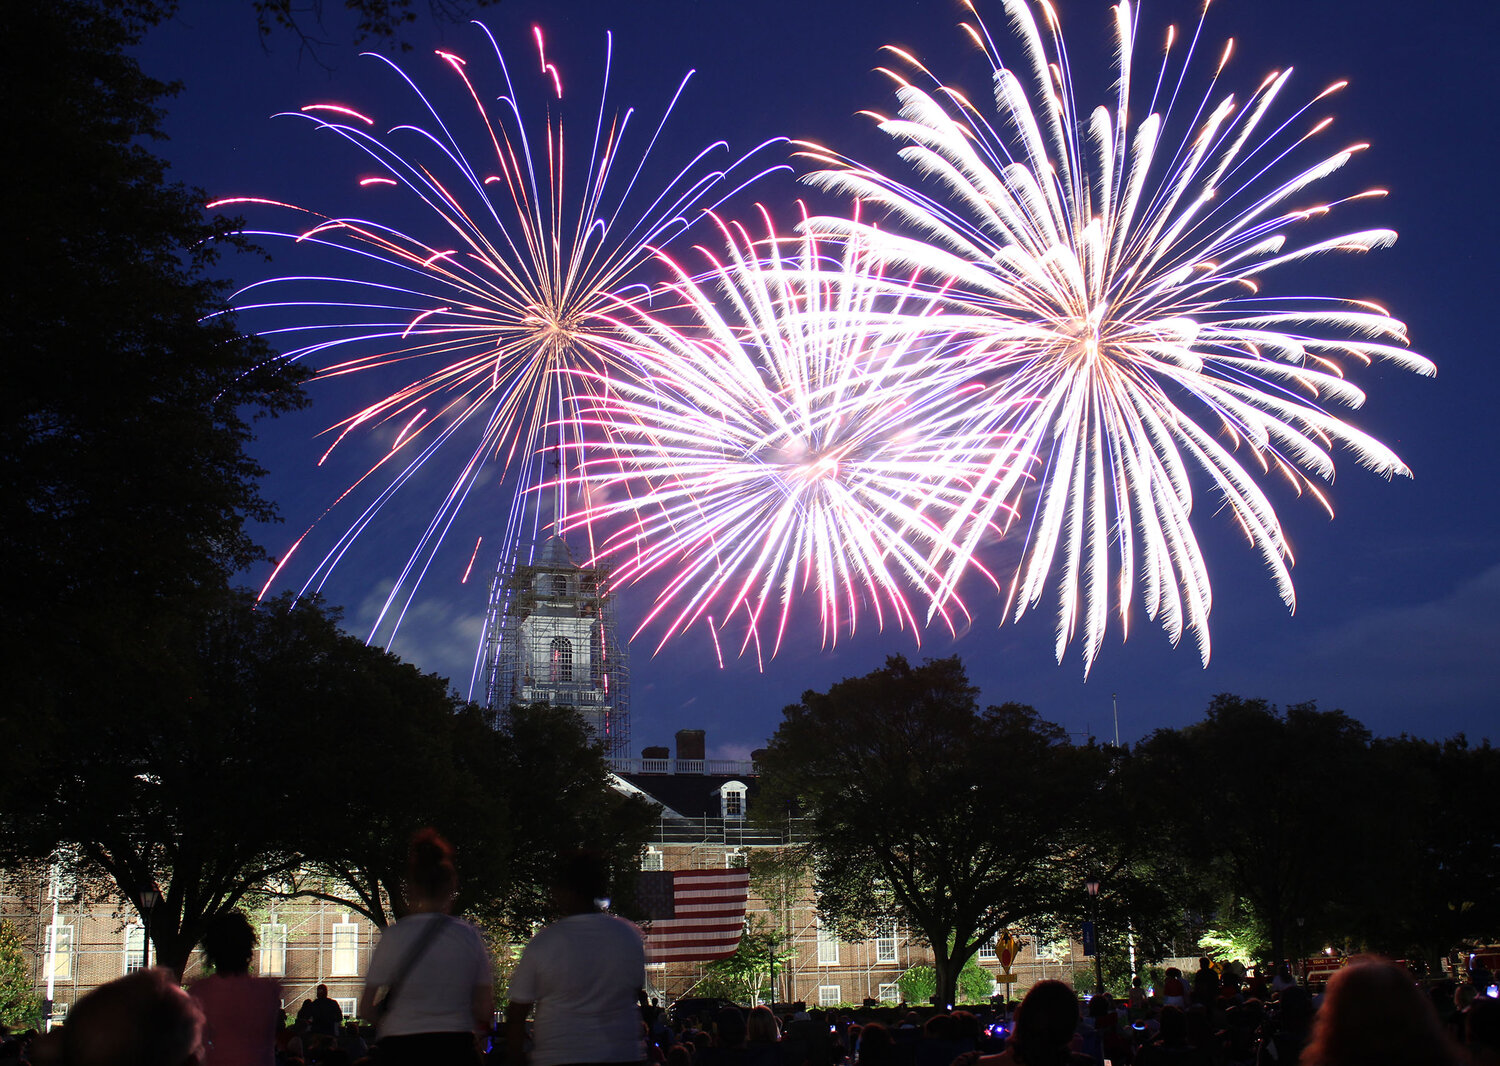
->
[608,756,759,776]
[652,815,810,846]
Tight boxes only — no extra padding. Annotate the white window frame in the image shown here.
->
[977,934,997,960]
[549,637,574,683]
[640,847,664,872]
[259,922,288,976]
[331,920,359,977]
[816,918,839,966]
[335,997,357,1020]
[725,847,747,869]
[720,781,747,820]
[124,923,146,974]
[878,982,900,1004]
[818,984,842,1007]
[49,924,74,982]
[875,920,898,964]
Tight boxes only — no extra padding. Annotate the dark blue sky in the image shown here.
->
[136,0,1498,756]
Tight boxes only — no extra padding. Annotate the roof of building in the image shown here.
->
[536,534,574,569]
[615,770,759,821]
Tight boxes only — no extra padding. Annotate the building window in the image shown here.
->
[331,921,359,977]
[641,847,664,872]
[720,782,747,820]
[124,924,146,974]
[1034,932,1071,962]
[49,925,73,981]
[816,918,839,966]
[879,982,900,1004]
[818,985,842,1007]
[725,847,747,869]
[335,998,357,1020]
[548,575,567,597]
[977,934,997,960]
[259,923,287,976]
[550,638,573,683]
[875,920,898,964]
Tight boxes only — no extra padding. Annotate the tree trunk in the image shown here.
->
[934,955,958,1008]
[153,927,196,983]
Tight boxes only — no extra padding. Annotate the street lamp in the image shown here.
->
[1085,877,1103,994]
[138,885,160,970]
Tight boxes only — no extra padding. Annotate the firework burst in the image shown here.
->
[800,0,1433,672]
[561,207,1022,660]
[213,24,783,651]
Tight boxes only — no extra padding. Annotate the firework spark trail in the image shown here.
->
[559,206,1026,658]
[799,0,1432,673]
[214,24,785,674]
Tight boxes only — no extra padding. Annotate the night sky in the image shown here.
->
[133,0,1498,757]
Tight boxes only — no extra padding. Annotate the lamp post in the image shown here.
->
[1296,917,1306,986]
[138,885,160,971]
[1085,877,1103,994]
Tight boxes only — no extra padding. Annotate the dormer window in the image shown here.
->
[719,780,747,820]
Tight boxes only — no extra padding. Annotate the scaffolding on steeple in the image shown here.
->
[480,534,630,759]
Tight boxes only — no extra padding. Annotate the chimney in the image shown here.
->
[641,745,669,760]
[675,728,706,762]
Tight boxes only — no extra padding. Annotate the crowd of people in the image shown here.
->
[7,834,1496,1066]
[642,959,1499,1066]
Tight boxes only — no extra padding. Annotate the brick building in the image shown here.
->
[0,862,379,1027]
[609,729,1095,1007]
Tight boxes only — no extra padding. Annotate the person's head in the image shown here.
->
[747,1006,780,1045]
[923,1012,956,1039]
[715,1006,747,1048]
[858,1022,894,1065]
[406,827,459,910]
[1303,957,1461,1066]
[316,984,329,1000]
[1010,981,1080,1066]
[200,911,255,976]
[950,1010,980,1042]
[60,968,205,1066]
[551,850,610,915]
[1468,998,1500,1062]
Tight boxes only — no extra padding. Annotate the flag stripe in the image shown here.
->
[642,869,750,963]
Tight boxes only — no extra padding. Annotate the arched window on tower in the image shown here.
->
[549,574,568,597]
[550,637,573,683]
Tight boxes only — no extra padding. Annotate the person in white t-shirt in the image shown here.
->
[359,829,494,1066]
[506,852,647,1066]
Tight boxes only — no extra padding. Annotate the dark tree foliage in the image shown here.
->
[1055,742,1207,988]
[293,700,657,934]
[0,591,459,978]
[1353,734,1500,968]
[1134,695,1378,967]
[1,1,310,714]
[756,655,1091,1007]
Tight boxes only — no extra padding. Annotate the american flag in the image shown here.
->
[637,868,751,963]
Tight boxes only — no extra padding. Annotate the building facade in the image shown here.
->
[0,863,380,1028]
[610,730,1097,1007]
